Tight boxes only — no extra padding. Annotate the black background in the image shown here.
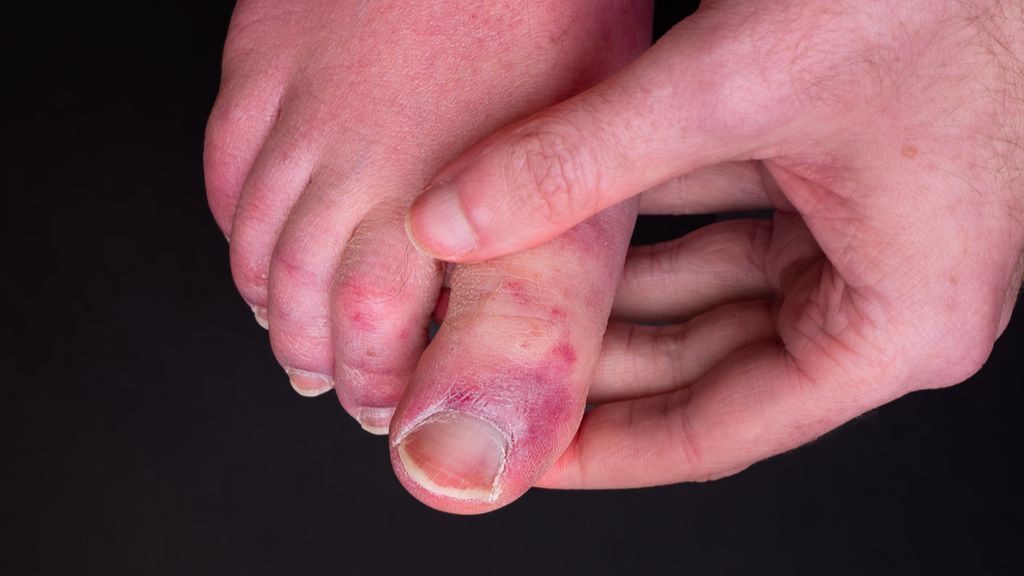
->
[5,2,1022,574]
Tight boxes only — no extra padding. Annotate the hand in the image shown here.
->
[406,0,1024,487]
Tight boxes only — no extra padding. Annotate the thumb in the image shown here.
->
[406,12,793,262]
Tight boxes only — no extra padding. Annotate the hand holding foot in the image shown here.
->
[407,0,1024,487]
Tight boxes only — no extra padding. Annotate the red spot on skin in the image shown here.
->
[550,307,567,320]
[347,311,375,330]
[901,144,919,159]
[504,280,530,305]
[551,342,577,365]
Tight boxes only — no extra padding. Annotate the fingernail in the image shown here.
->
[251,305,269,330]
[395,411,507,502]
[357,406,396,436]
[286,368,334,397]
[406,182,477,259]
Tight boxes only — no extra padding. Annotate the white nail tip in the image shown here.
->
[285,369,334,397]
[357,406,396,436]
[251,305,269,330]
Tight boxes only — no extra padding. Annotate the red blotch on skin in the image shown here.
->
[347,311,375,330]
[504,280,530,305]
[551,342,577,365]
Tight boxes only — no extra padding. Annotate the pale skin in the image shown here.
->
[205,0,652,513]
[208,0,1024,514]
[407,0,1024,490]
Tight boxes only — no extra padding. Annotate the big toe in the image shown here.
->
[390,201,638,513]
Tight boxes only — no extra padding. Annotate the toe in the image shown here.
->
[203,37,287,236]
[390,201,638,513]
[261,163,371,393]
[331,208,442,434]
[227,107,320,314]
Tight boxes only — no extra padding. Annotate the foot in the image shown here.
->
[204,0,651,511]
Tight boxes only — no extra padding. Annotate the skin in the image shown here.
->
[204,0,651,513]
[407,0,1024,488]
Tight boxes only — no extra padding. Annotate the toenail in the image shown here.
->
[395,411,507,502]
[357,406,396,436]
[286,369,334,397]
[251,305,269,330]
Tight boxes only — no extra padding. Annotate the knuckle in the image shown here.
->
[913,310,999,389]
[932,320,997,386]
[507,123,596,225]
[269,240,331,294]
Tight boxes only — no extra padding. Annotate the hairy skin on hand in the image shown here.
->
[406,0,1024,489]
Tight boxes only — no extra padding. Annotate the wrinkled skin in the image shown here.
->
[204,0,652,513]
[406,0,1024,487]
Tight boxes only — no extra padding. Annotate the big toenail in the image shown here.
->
[395,411,507,502]
[285,369,334,397]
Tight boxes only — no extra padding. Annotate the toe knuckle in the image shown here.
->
[270,241,330,293]
[334,269,407,331]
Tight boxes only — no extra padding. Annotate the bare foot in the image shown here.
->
[205,0,650,512]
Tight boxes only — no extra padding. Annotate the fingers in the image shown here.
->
[389,202,637,514]
[590,300,776,403]
[538,343,889,490]
[330,210,442,434]
[406,11,795,262]
[638,161,772,215]
[613,219,776,323]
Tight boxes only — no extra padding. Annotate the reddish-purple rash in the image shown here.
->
[551,342,577,365]
[346,310,376,330]
[503,280,530,305]
[441,359,577,421]
[550,307,567,320]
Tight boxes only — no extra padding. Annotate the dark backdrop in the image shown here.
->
[6,2,1022,574]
